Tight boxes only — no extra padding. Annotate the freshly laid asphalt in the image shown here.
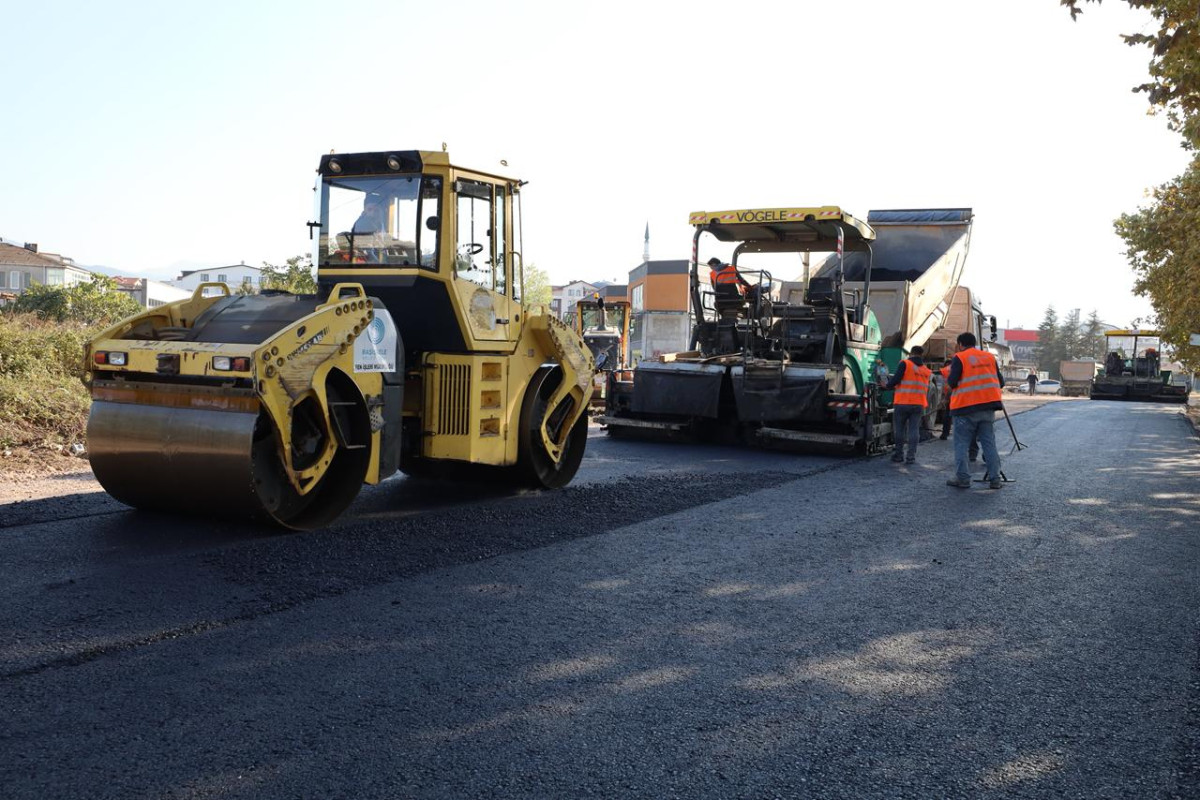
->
[1,398,1198,798]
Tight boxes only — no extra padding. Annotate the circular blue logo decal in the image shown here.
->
[366,317,386,346]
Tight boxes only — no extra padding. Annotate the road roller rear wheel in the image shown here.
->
[518,367,587,489]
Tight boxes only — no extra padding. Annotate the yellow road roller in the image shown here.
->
[83,150,593,529]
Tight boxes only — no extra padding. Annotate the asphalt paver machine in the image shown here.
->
[598,206,893,452]
[1091,330,1188,403]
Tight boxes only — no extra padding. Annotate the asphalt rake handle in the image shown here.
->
[1001,404,1027,453]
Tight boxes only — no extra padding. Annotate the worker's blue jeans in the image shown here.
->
[893,404,923,460]
[953,409,1001,483]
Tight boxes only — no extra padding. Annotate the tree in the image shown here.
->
[1063,1,1200,370]
[5,276,142,326]
[1114,158,1200,370]
[1082,309,1107,361]
[260,255,317,295]
[1035,306,1062,377]
[1058,308,1083,360]
[522,262,552,309]
[1063,0,1200,148]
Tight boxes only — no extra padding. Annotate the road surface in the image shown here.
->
[1,398,1198,798]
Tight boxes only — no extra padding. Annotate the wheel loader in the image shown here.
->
[573,294,630,410]
[83,150,593,529]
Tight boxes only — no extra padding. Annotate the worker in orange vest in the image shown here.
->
[945,332,1006,489]
[707,257,752,300]
[884,345,932,465]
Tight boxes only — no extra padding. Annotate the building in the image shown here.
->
[998,329,1039,366]
[550,279,599,321]
[170,263,265,294]
[0,240,95,303]
[627,259,691,361]
[114,276,192,309]
[599,283,628,303]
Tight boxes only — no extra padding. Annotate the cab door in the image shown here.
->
[452,178,519,347]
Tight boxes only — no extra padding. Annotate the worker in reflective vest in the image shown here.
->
[707,257,751,300]
[946,332,1006,489]
[885,345,932,465]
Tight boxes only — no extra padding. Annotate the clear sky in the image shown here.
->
[1,0,1187,330]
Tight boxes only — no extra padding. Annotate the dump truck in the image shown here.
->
[830,209,985,432]
[1091,330,1188,403]
[1059,359,1098,396]
[83,149,594,529]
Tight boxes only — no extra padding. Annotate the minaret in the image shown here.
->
[643,222,650,264]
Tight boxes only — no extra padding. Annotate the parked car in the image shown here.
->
[1035,379,1062,395]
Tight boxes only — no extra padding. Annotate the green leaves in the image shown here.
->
[4,275,142,326]
[1115,153,1200,370]
[1066,0,1200,370]
[259,255,317,294]
[522,262,552,309]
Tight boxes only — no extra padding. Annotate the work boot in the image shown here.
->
[905,457,916,465]
[946,478,971,489]
[988,477,1003,490]
[891,453,904,463]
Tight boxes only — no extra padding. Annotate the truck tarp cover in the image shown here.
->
[826,209,973,282]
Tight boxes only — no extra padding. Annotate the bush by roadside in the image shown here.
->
[0,313,95,474]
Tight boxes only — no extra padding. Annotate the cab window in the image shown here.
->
[495,185,508,296]
[455,180,493,289]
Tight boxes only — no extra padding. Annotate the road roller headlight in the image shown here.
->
[212,356,251,372]
[94,351,127,366]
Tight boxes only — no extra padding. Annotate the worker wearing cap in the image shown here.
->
[946,332,1005,489]
[708,257,751,300]
[885,345,931,465]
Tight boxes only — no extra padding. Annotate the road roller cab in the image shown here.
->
[83,150,593,529]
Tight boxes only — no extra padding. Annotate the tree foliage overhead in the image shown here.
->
[1063,0,1200,370]
[1062,0,1200,147]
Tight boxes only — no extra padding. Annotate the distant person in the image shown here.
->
[886,346,931,465]
[1027,371,1038,394]
[946,332,1005,490]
